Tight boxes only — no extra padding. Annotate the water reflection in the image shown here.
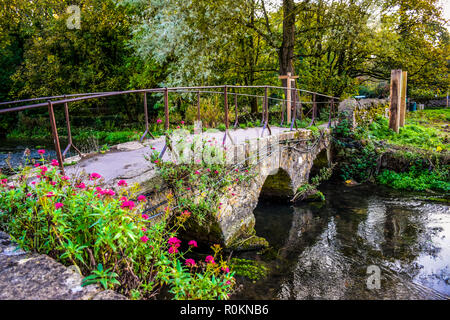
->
[233,182,450,300]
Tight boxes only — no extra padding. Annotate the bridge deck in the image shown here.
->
[64,126,292,184]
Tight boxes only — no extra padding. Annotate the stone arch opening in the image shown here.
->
[259,168,294,203]
[253,168,295,249]
[308,148,330,182]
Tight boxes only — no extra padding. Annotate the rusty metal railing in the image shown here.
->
[0,85,340,174]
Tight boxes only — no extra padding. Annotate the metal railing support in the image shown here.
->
[47,100,65,175]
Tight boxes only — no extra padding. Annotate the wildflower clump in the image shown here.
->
[0,153,234,300]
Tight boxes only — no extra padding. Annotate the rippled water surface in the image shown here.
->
[233,182,450,300]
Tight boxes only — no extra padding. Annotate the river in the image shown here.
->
[232,181,450,300]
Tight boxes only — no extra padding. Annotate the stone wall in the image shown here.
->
[338,98,389,128]
[191,129,331,249]
[0,231,126,300]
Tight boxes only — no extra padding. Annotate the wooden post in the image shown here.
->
[389,69,402,133]
[278,72,299,124]
[399,71,407,127]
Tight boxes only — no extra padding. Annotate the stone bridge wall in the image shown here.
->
[179,129,331,249]
[338,98,389,128]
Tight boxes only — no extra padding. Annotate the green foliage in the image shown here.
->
[153,139,255,225]
[377,166,449,192]
[0,156,234,300]
[293,166,334,202]
[82,264,120,290]
[367,116,447,151]
[229,258,268,281]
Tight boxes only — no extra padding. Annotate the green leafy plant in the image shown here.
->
[82,263,120,289]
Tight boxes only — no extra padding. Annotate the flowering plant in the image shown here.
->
[0,152,234,300]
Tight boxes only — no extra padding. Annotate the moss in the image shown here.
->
[230,258,268,280]
[226,221,269,251]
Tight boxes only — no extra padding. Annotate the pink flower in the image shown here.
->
[105,189,115,196]
[188,240,197,248]
[138,195,146,202]
[118,180,127,187]
[121,200,135,210]
[205,255,215,264]
[176,126,180,129]
[61,176,70,181]
[168,246,178,254]
[231,193,236,196]
[34,164,40,168]
[51,159,59,167]
[214,170,219,174]
[141,227,147,232]
[55,202,64,209]
[194,170,200,175]
[142,214,149,220]
[222,267,230,273]
[45,192,55,197]
[140,235,149,243]
[120,196,127,202]
[186,187,191,191]
[182,210,191,218]
[76,183,86,189]
[90,172,101,180]
[154,160,159,164]
[181,121,185,125]
[168,237,181,246]
[185,259,196,267]
[38,149,45,155]
[226,280,232,285]
[156,119,162,124]
[50,181,57,186]
[26,193,32,197]
[206,168,211,172]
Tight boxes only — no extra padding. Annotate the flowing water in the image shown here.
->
[233,181,450,300]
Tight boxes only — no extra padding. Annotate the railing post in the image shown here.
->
[290,88,297,131]
[265,86,269,125]
[309,93,316,127]
[48,100,65,175]
[234,91,238,128]
[63,96,81,158]
[164,87,169,131]
[197,91,201,121]
[140,91,155,142]
[328,98,333,128]
[224,85,229,129]
[261,89,266,126]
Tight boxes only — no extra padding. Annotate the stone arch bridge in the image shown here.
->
[63,126,332,249]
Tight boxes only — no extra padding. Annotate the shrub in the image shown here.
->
[0,154,235,300]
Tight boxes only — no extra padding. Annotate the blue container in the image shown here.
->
[410,102,417,111]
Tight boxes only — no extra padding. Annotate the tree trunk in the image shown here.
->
[279,0,296,89]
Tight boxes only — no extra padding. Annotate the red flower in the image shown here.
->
[55,203,64,209]
[140,235,149,243]
[188,240,197,247]
[185,259,196,267]
[118,180,127,187]
[205,255,215,264]
[121,200,135,210]
[90,172,102,180]
[76,183,86,189]
[138,195,146,202]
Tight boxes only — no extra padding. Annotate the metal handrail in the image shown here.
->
[0,85,339,174]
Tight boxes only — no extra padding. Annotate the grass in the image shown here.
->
[366,113,448,151]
